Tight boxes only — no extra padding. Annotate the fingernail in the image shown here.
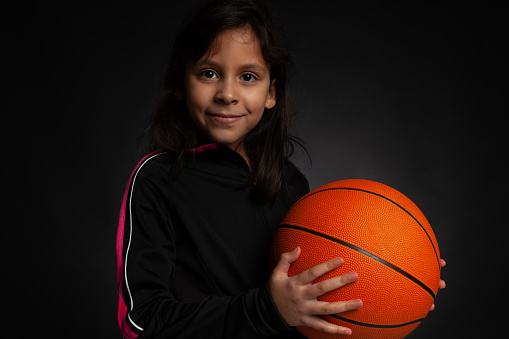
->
[343,328,352,335]
[346,271,359,282]
[333,258,344,266]
[292,246,299,253]
[352,299,363,309]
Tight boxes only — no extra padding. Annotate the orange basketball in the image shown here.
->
[271,179,441,339]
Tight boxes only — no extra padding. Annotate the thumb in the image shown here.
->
[273,246,301,276]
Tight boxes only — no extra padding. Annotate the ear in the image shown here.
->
[265,79,276,109]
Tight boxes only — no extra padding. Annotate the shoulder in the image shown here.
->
[284,158,308,184]
[128,151,177,188]
[284,159,310,200]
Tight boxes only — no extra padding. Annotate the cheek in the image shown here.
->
[246,87,272,114]
[186,84,207,112]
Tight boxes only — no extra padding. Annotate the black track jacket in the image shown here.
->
[116,144,309,338]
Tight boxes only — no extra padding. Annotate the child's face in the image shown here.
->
[184,27,276,158]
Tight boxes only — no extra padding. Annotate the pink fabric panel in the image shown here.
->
[116,151,159,282]
[116,151,159,338]
[186,143,219,153]
[118,285,139,339]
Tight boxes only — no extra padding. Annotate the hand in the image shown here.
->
[269,246,362,336]
[430,258,447,311]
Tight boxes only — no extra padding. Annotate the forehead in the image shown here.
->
[197,27,268,68]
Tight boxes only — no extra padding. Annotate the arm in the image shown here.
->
[116,154,290,339]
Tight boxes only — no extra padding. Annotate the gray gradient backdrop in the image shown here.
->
[5,1,506,338]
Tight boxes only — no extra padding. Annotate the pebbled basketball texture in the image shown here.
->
[271,179,441,339]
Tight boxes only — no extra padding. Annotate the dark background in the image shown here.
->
[5,0,506,337]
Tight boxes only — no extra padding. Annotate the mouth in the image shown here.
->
[206,112,243,124]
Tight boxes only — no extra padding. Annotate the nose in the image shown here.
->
[215,78,238,104]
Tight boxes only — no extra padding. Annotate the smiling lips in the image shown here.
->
[207,112,244,124]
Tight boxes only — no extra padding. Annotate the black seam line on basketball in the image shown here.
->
[329,314,424,329]
[279,224,436,300]
[295,187,440,268]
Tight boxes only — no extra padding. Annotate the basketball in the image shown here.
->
[271,179,441,339]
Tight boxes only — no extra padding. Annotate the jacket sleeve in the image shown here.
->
[116,153,292,339]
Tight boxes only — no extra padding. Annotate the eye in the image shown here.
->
[240,73,257,82]
[200,70,218,79]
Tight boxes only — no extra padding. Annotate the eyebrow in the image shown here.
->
[197,60,267,73]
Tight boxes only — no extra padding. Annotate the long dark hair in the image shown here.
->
[144,0,308,202]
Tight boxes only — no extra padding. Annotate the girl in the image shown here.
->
[116,1,445,338]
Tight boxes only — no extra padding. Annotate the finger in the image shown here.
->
[302,315,353,335]
[308,299,363,316]
[307,271,359,298]
[430,303,435,311]
[297,257,344,285]
[440,259,446,268]
[439,279,446,289]
[273,247,301,277]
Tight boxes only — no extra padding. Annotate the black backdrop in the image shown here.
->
[5,1,507,337]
